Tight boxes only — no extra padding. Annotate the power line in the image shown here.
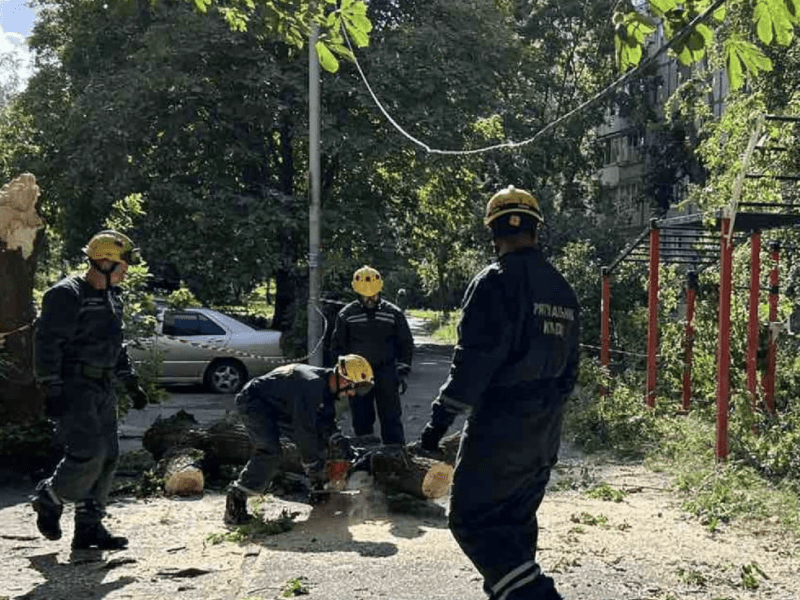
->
[342,0,728,155]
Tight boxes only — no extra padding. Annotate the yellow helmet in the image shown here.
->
[336,354,375,396]
[484,185,544,230]
[83,230,141,265]
[352,265,383,297]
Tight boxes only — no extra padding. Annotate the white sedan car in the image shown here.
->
[129,307,284,394]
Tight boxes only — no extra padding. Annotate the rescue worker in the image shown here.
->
[224,354,374,525]
[32,230,150,550]
[331,265,414,445]
[417,186,580,600]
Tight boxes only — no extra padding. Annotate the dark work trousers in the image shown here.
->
[234,394,283,494]
[348,364,404,444]
[448,394,565,600]
[46,376,119,526]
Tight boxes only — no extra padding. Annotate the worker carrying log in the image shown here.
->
[224,354,374,525]
[416,186,581,600]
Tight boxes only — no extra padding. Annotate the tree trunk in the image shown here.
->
[0,174,45,423]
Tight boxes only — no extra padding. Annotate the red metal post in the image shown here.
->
[764,242,780,414]
[746,231,761,410]
[646,219,660,408]
[600,267,611,397]
[682,271,698,411]
[716,214,733,461]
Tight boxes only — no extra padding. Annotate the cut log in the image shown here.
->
[370,448,452,500]
[160,447,205,496]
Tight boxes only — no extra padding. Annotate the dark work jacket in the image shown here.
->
[34,275,137,387]
[236,364,337,465]
[430,247,580,429]
[330,299,413,374]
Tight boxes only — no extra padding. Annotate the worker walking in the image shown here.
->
[417,186,580,600]
[224,354,374,525]
[32,230,150,550]
[331,265,413,445]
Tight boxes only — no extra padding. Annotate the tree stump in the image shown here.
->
[0,174,45,423]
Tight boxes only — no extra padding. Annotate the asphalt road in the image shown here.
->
[118,317,463,454]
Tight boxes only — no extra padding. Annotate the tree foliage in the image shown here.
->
[614,0,799,90]
[189,0,373,72]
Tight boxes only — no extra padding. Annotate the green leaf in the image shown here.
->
[787,0,799,20]
[725,38,773,90]
[696,23,714,45]
[192,0,211,14]
[754,0,795,46]
[649,0,679,17]
[315,41,340,73]
[628,13,657,44]
[687,31,705,51]
[713,6,727,21]
[344,23,369,47]
[755,1,775,44]
[622,43,642,67]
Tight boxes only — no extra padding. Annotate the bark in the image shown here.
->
[0,174,45,423]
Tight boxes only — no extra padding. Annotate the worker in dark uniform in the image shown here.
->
[224,354,374,525]
[32,230,150,550]
[417,186,580,600]
[331,265,414,445]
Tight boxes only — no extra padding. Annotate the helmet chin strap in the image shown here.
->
[90,259,120,316]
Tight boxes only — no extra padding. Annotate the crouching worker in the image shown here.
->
[224,354,374,525]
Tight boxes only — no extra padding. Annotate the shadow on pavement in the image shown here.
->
[18,551,136,600]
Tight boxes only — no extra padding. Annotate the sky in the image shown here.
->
[0,0,37,87]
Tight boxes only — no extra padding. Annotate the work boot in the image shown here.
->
[505,574,564,600]
[72,522,129,550]
[224,486,251,526]
[31,481,63,541]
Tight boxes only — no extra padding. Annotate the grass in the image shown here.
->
[281,577,310,597]
[407,309,461,344]
[585,483,627,503]
[647,415,800,536]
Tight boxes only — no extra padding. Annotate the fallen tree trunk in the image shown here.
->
[141,412,454,500]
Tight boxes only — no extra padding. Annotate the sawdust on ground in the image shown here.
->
[2,446,799,600]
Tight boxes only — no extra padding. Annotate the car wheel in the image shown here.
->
[206,359,247,394]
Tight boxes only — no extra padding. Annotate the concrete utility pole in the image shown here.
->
[307,20,323,366]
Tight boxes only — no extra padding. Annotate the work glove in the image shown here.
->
[328,432,355,461]
[398,373,408,395]
[128,384,149,410]
[304,459,329,505]
[304,459,327,489]
[43,383,68,418]
[419,422,446,454]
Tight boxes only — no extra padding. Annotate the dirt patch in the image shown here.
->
[2,447,798,600]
